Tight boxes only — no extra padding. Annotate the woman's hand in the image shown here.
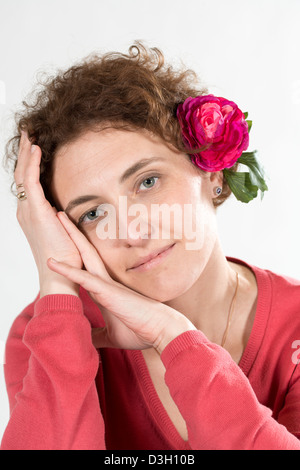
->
[47,212,196,354]
[14,131,83,297]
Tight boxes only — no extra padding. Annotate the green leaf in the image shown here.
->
[223,150,269,203]
[223,169,258,203]
[243,112,249,120]
[238,151,268,195]
[246,120,252,133]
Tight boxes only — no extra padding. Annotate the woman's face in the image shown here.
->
[51,128,221,301]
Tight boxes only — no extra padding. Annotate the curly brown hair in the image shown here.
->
[4,41,237,207]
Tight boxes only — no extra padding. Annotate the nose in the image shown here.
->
[120,203,155,246]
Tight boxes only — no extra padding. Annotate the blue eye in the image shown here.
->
[78,206,106,225]
[139,176,158,191]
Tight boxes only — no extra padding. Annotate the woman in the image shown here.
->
[1,43,300,450]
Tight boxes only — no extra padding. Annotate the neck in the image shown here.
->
[163,238,239,345]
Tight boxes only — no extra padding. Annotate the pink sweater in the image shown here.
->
[1,257,300,450]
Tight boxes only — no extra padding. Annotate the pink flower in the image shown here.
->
[177,95,249,171]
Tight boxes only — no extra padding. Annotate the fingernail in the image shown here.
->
[49,257,58,263]
[31,145,36,154]
[59,211,69,219]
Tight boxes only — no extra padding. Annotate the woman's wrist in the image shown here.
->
[39,273,79,298]
[155,307,197,355]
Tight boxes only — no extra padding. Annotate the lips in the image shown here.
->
[128,243,175,270]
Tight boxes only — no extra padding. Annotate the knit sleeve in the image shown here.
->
[277,362,300,440]
[161,330,300,450]
[1,294,106,450]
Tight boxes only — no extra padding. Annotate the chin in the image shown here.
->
[128,268,200,303]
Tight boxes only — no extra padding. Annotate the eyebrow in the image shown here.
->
[64,157,165,214]
[118,157,164,184]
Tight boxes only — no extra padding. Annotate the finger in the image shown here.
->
[47,257,108,293]
[23,144,42,184]
[14,131,31,177]
[47,257,163,342]
[56,212,111,280]
[15,142,48,206]
[47,257,143,318]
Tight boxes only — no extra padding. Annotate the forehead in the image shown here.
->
[51,128,192,205]
[54,128,171,176]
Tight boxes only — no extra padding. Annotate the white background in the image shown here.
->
[0,0,300,441]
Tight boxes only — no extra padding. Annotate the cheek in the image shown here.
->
[82,232,124,281]
[120,248,207,302]
[170,189,217,252]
